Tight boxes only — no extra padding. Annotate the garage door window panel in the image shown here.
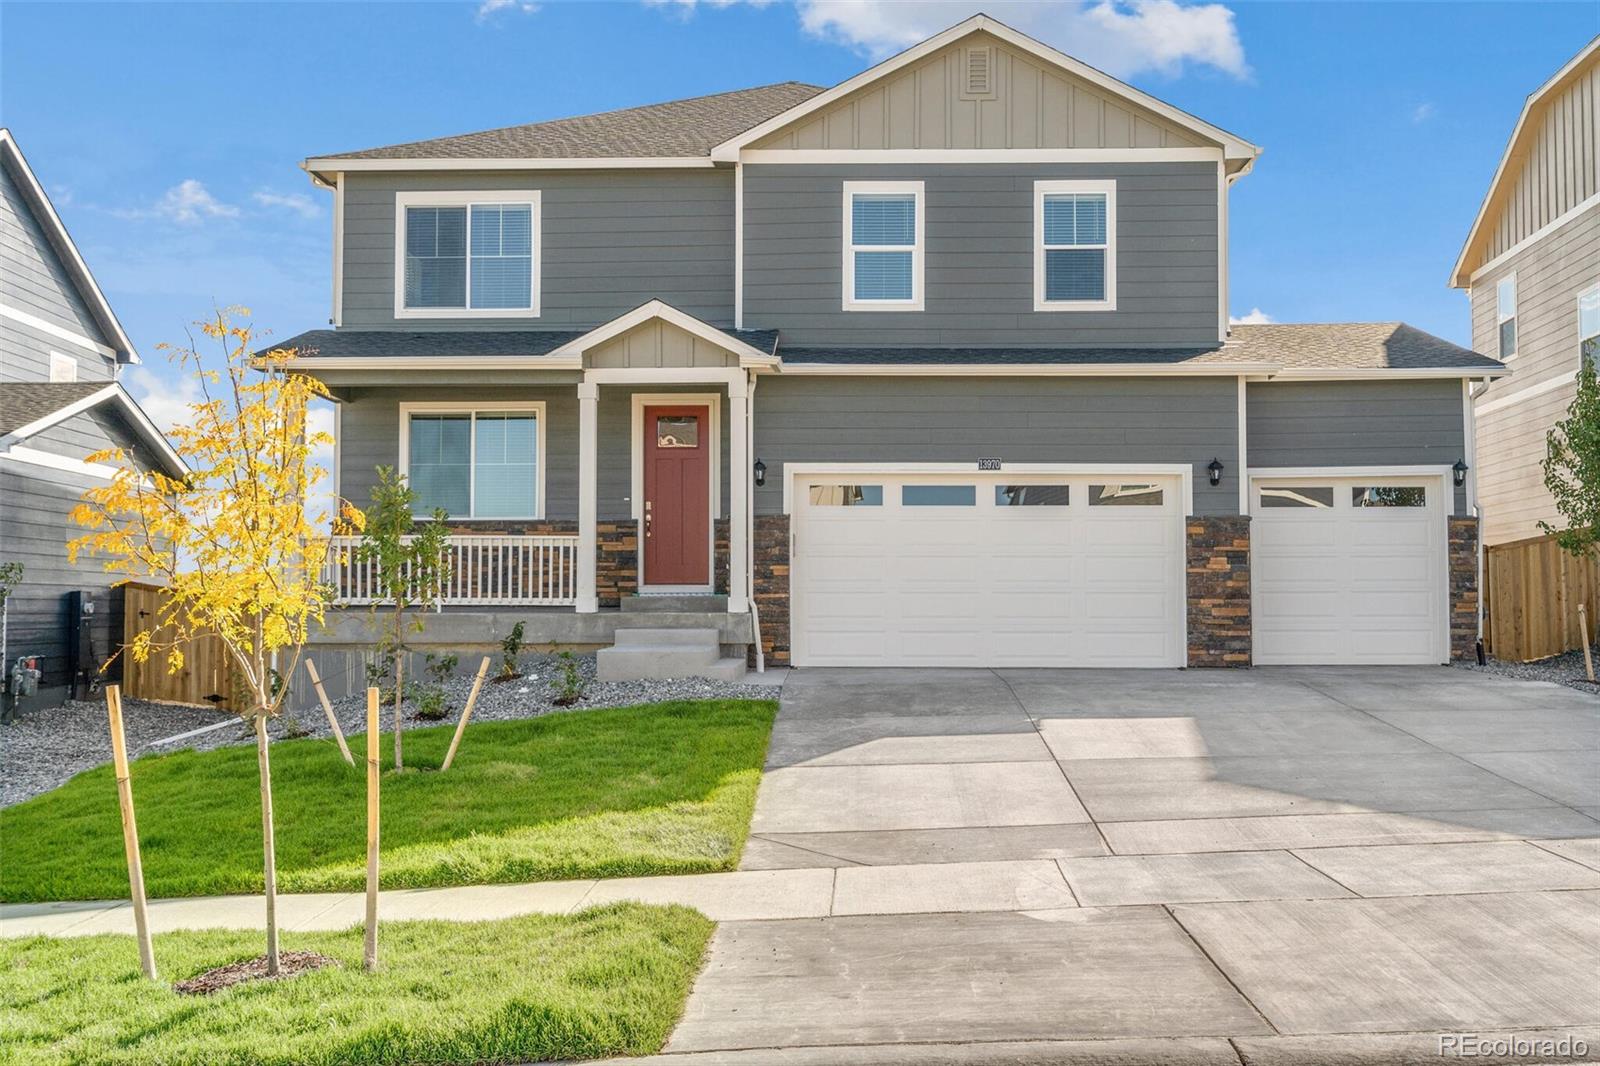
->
[996,484,1070,506]
[1260,486,1335,509]
[1090,483,1163,506]
[902,485,977,506]
[809,484,883,507]
[1353,486,1427,508]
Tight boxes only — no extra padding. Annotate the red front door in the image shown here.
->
[643,404,711,586]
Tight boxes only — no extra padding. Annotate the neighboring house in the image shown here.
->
[0,129,188,712]
[1451,37,1600,548]
[280,14,1504,676]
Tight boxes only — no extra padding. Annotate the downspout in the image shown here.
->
[746,370,763,672]
[1467,376,1488,657]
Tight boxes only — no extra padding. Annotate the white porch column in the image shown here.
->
[577,380,599,613]
[727,373,749,612]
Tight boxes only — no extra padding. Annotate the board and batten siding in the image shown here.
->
[337,385,729,521]
[751,375,1240,517]
[0,155,115,383]
[751,30,1204,152]
[1468,203,1599,544]
[1479,59,1599,265]
[339,170,734,332]
[742,162,1219,348]
[1248,380,1469,514]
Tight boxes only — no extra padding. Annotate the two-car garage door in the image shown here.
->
[791,473,1186,667]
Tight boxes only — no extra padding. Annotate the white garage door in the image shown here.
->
[1251,475,1448,665]
[792,473,1185,668]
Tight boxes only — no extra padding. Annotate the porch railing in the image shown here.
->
[324,534,580,607]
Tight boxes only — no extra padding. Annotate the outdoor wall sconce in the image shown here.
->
[1207,458,1224,486]
[753,458,767,487]
[1453,459,1468,487]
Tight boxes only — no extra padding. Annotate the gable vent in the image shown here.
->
[962,47,995,99]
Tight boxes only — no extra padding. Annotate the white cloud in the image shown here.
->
[123,364,205,439]
[253,189,321,219]
[476,0,540,20]
[133,179,240,225]
[1410,102,1436,124]
[659,1,1248,79]
[1229,307,1273,325]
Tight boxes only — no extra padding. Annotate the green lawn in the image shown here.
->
[0,699,776,902]
[0,904,713,1065]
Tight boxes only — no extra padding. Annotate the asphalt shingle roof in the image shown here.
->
[320,83,824,162]
[273,328,781,360]
[0,381,112,436]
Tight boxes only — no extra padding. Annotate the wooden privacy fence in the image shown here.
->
[1485,533,1600,663]
[121,582,237,710]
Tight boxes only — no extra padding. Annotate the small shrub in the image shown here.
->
[498,621,526,681]
[552,648,586,707]
[412,653,457,720]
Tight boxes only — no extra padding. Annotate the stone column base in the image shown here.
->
[1187,515,1252,667]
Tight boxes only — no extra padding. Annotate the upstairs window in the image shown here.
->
[843,181,923,311]
[1035,180,1116,312]
[1496,274,1517,360]
[396,192,539,317]
[1580,284,1599,368]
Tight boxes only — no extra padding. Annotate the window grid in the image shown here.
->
[843,181,924,311]
[1035,180,1116,312]
[395,192,540,318]
[402,405,543,519]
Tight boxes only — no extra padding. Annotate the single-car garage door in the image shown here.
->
[791,473,1185,668]
[1251,474,1449,665]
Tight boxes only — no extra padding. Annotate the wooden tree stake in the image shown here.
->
[393,656,404,771]
[364,686,380,972]
[1580,603,1596,683]
[106,685,156,981]
[441,656,491,772]
[304,658,354,766]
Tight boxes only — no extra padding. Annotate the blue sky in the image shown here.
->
[2,0,1596,428]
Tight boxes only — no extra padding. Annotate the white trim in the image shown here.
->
[632,394,721,592]
[587,366,749,385]
[1495,272,1518,361]
[734,162,744,330]
[546,299,777,366]
[0,303,116,358]
[392,190,542,319]
[781,461,1195,517]
[1463,189,1600,287]
[740,147,1224,164]
[1450,39,1600,287]
[776,361,1276,377]
[710,14,1260,164]
[1461,379,1477,515]
[0,130,140,363]
[1217,159,1228,343]
[308,156,716,174]
[397,400,547,520]
[727,373,749,613]
[1473,371,1575,415]
[332,399,343,502]
[0,381,187,477]
[48,350,79,383]
[1033,179,1116,312]
[285,355,580,371]
[332,172,345,327]
[1237,375,1249,516]
[577,382,598,613]
[1268,366,1511,381]
[1580,281,1600,363]
[0,445,122,480]
[842,180,925,312]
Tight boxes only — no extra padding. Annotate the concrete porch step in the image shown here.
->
[598,626,746,682]
[612,627,722,647]
[621,594,729,613]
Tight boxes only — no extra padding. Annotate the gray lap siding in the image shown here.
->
[742,162,1220,348]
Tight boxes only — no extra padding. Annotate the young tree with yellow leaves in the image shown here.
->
[69,308,357,976]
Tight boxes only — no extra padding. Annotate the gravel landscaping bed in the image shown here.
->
[1454,645,1600,695]
[0,653,778,808]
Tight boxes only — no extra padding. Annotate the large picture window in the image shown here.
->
[843,181,924,311]
[396,192,540,317]
[1035,180,1116,312]
[401,404,543,518]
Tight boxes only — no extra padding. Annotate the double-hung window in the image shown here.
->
[843,181,923,311]
[396,192,540,317]
[1496,274,1517,360]
[401,403,544,519]
[1580,284,1600,368]
[1035,180,1116,311]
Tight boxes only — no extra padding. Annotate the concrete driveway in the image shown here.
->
[662,667,1600,1064]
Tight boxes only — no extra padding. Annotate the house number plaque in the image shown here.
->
[977,458,1003,471]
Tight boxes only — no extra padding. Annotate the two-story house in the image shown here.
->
[1451,38,1598,549]
[281,15,1503,676]
[0,130,188,713]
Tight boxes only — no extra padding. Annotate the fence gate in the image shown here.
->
[121,583,236,710]
[1484,534,1600,663]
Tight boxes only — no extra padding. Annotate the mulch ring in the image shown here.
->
[174,950,340,995]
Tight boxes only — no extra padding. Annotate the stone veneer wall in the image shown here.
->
[1448,516,1480,662]
[1186,515,1251,667]
[751,515,791,666]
